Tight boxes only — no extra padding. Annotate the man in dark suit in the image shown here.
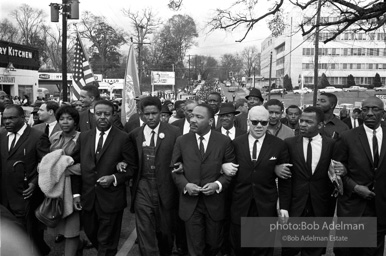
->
[171,99,197,135]
[171,103,235,256]
[234,88,264,131]
[216,102,246,140]
[78,85,124,132]
[33,101,61,137]
[342,108,363,129]
[229,105,289,256]
[129,97,181,256]
[334,96,386,256]
[72,100,136,255]
[279,106,337,256]
[0,104,51,255]
[208,92,222,129]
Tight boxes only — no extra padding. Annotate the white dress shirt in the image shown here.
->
[364,124,383,161]
[248,133,266,161]
[350,117,358,128]
[7,123,27,151]
[143,123,160,146]
[95,127,112,152]
[183,118,190,135]
[46,121,58,137]
[221,126,236,140]
[302,134,322,174]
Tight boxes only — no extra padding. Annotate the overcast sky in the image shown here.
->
[1,0,272,58]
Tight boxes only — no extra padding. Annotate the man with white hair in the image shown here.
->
[228,105,290,256]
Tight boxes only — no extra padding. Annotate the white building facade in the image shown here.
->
[260,15,386,88]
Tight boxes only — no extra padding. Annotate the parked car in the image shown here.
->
[293,87,312,94]
[375,86,386,91]
[343,86,367,92]
[228,86,237,92]
[225,81,232,87]
[319,86,343,93]
[267,88,287,95]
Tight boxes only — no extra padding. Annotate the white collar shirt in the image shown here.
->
[7,123,27,151]
[144,123,160,146]
[302,134,322,174]
[221,126,236,140]
[95,127,112,152]
[183,118,190,135]
[364,124,383,161]
[195,130,211,153]
[248,133,266,161]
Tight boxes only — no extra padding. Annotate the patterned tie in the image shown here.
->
[373,130,379,168]
[150,130,155,147]
[9,133,17,151]
[96,131,105,160]
[226,130,230,138]
[307,138,313,174]
[199,136,205,158]
[252,139,258,161]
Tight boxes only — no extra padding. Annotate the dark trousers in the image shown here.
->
[82,198,123,256]
[282,197,326,256]
[185,197,223,256]
[230,201,274,256]
[135,178,175,256]
[334,200,385,256]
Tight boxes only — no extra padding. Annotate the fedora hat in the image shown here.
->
[161,104,173,115]
[218,102,240,115]
[245,88,264,102]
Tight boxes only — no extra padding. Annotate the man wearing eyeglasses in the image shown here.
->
[334,96,386,256]
[228,105,290,256]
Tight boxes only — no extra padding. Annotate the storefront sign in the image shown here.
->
[39,72,102,81]
[0,76,15,83]
[0,40,39,70]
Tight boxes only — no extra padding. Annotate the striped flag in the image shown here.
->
[72,32,95,99]
[121,44,141,124]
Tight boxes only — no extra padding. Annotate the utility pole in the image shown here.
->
[268,52,273,101]
[313,0,322,106]
[253,66,256,88]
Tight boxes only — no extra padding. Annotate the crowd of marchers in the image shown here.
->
[0,85,385,256]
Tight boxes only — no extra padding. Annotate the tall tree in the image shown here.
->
[373,73,382,88]
[220,53,243,81]
[0,19,19,42]
[79,11,127,77]
[347,74,355,87]
[241,46,260,77]
[11,4,46,46]
[205,0,386,43]
[190,55,219,80]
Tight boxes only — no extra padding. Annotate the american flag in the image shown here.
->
[72,32,95,99]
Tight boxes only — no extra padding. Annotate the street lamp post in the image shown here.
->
[50,0,79,102]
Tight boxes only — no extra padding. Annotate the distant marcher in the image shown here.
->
[22,95,30,106]
[160,104,173,123]
[342,108,363,129]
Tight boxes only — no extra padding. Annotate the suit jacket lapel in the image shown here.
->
[155,123,164,155]
[136,127,144,164]
[203,132,215,162]
[255,135,271,167]
[358,127,373,165]
[313,136,328,176]
[8,126,31,158]
[296,136,310,176]
[378,127,386,168]
[90,130,97,162]
[96,127,114,162]
[190,133,202,160]
[240,134,254,168]
[1,132,9,157]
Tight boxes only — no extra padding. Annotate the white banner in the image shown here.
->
[151,71,175,85]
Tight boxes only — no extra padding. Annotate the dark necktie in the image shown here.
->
[353,119,357,128]
[373,130,379,168]
[307,138,313,174]
[252,139,258,161]
[96,131,105,159]
[199,136,205,158]
[44,124,50,136]
[226,130,230,138]
[9,133,17,151]
[150,130,155,147]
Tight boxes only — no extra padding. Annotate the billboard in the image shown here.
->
[151,71,175,85]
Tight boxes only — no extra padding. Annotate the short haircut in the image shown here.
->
[264,99,284,111]
[55,105,80,125]
[82,85,101,100]
[235,98,248,109]
[45,101,60,114]
[196,103,215,118]
[5,104,24,117]
[174,100,185,109]
[94,100,115,113]
[141,96,162,111]
[320,93,337,109]
[303,106,324,123]
[286,105,302,115]
[209,92,221,101]
[353,108,362,114]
